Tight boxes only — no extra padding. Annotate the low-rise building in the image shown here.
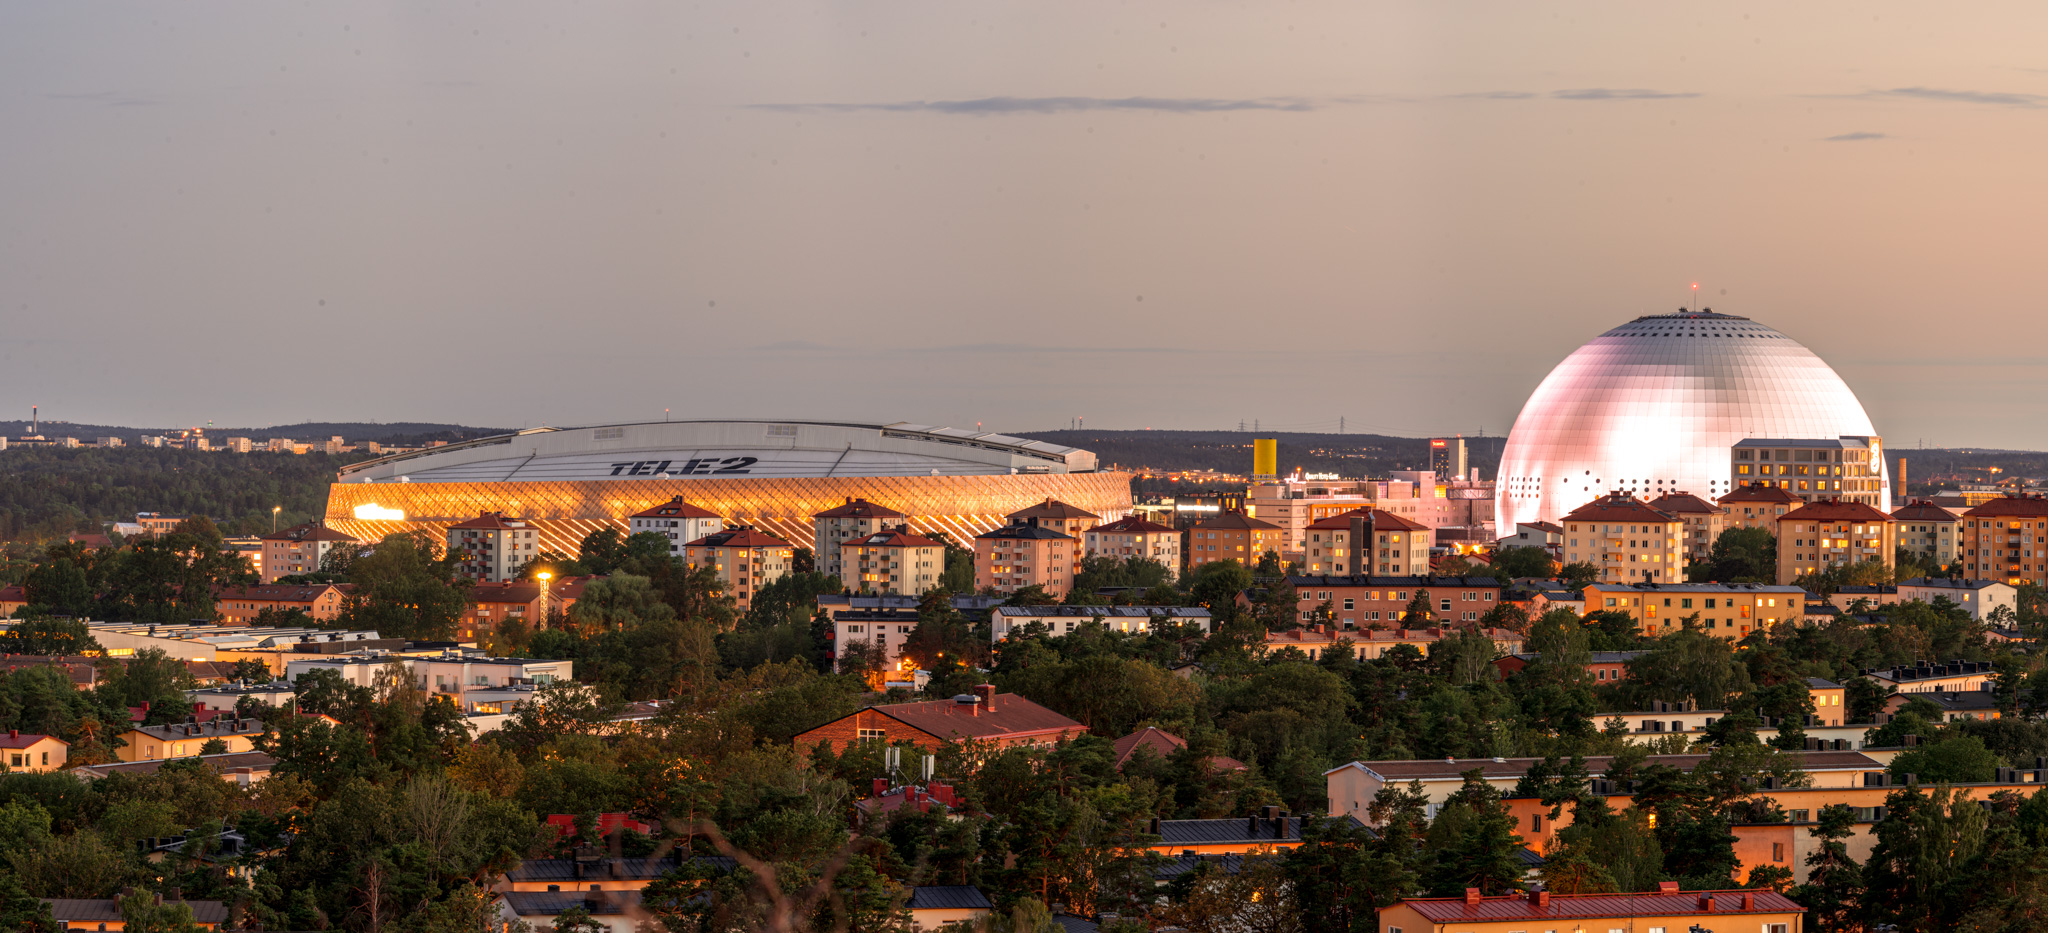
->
[841,526,946,596]
[627,497,724,557]
[1865,659,1994,694]
[1959,495,2048,586]
[1379,886,1804,933]
[1647,491,1725,563]
[496,891,642,933]
[1300,508,1431,576]
[813,498,911,580]
[1580,581,1806,639]
[793,684,1086,753]
[1775,499,1897,585]
[1187,510,1285,571]
[1718,483,1803,532]
[682,526,795,611]
[462,576,589,639]
[906,887,994,932]
[135,512,190,536]
[259,522,360,582]
[1496,521,1564,556]
[73,750,278,786]
[1892,499,1963,568]
[43,897,230,931]
[1287,575,1505,629]
[1888,688,2001,723]
[1326,750,1887,818]
[214,583,351,623]
[1559,493,1685,583]
[973,523,1077,597]
[116,717,266,763]
[284,653,570,713]
[989,605,1212,641]
[1083,514,1181,577]
[0,731,66,771]
[1897,577,2016,620]
[446,512,541,583]
[1494,650,1647,684]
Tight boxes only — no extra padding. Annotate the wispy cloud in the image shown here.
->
[1877,87,2046,107]
[1452,91,1538,100]
[750,96,1315,115]
[1823,131,1888,142]
[1550,88,1699,100]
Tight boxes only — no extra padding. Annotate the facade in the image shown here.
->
[1082,514,1181,577]
[0,731,67,772]
[1646,491,1724,562]
[215,583,351,623]
[1558,493,1685,583]
[1300,508,1432,576]
[626,497,724,557]
[840,526,945,596]
[1379,888,1803,933]
[1774,499,1897,585]
[988,605,1213,641]
[462,577,589,639]
[1288,575,1506,629]
[42,898,229,931]
[973,524,1077,597]
[1497,309,1887,530]
[324,421,1128,557]
[1248,471,1480,554]
[1002,499,1100,576]
[1581,582,1806,638]
[681,526,795,611]
[1892,499,1963,568]
[793,685,1087,752]
[445,512,540,583]
[1731,436,1887,508]
[135,512,189,536]
[1720,483,1804,532]
[1898,577,2015,620]
[1187,510,1284,571]
[1866,659,1995,694]
[1959,495,2048,586]
[117,717,266,762]
[1497,521,1564,556]
[813,497,911,579]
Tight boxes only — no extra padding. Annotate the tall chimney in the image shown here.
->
[1897,457,1908,499]
[974,683,996,711]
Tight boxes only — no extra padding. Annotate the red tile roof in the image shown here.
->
[1560,493,1678,524]
[1891,499,1961,522]
[629,497,722,520]
[868,692,1085,742]
[447,511,528,530]
[1647,491,1720,514]
[1964,495,2048,518]
[260,522,359,543]
[1780,499,1894,523]
[1396,888,1802,923]
[1005,498,1097,521]
[1305,507,1429,532]
[685,526,793,549]
[214,584,347,603]
[67,533,113,547]
[1111,726,1247,772]
[1193,510,1282,531]
[1090,515,1176,535]
[813,497,907,520]
[847,527,945,549]
[0,731,60,749]
[1719,484,1802,504]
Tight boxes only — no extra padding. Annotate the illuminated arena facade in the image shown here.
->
[1496,310,1887,529]
[325,421,1132,552]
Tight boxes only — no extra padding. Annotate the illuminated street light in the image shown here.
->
[272,505,282,532]
[536,571,553,628]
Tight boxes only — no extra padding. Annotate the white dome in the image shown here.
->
[1495,310,1886,529]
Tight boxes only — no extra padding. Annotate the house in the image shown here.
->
[500,852,730,893]
[74,751,278,786]
[43,896,230,931]
[1493,650,1646,684]
[1887,688,2002,723]
[0,654,100,689]
[794,685,1086,753]
[0,583,27,618]
[1865,659,1995,694]
[1147,808,1321,856]
[213,583,352,623]
[906,886,993,931]
[1378,885,1804,933]
[1896,577,2017,621]
[1111,727,1246,773]
[1260,626,1341,660]
[496,890,642,933]
[988,605,1212,641]
[115,717,265,763]
[0,731,67,772]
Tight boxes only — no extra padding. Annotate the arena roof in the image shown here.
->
[337,420,1097,483]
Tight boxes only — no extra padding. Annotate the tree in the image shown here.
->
[1789,804,1864,932]
[1619,627,1752,710]
[1557,561,1599,590]
[335,531,471,640]
[1152,853,1301,933]
[1424,770,1526,896]
[1400,590,1433,626]
[1888,735,2000,784]
[1488,546,1556,580]
[118,888,206,933]
[565,574,675,632]
[1696,527,1777,583]
[0,617,100,655]
[1862,783,1988,930]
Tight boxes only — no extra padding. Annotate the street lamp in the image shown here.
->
[535,571,552,628]
[272,505,281,532]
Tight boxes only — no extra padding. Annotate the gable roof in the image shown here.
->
[684,526,792,549]
[128,717,265,742]
[1005,499,1096,521]
[1305,507,1429,532]
[1892,499,1962,522]
[1192,510,1282,531]
[214,583,347,603]
[813,497,907,520]
[629,496,722,520]
[976,524,1074,541]
[261,522,359,543]
[499,890,643,917]
[852,692,1085,742]
[1330,750,1882,783]
[1395,889,1801,923]
[1779,499,1894,523]
[44,899,231,924]
[1718,484,1802,504]
[448,511,527,530]
[907,886,993,911]
[1090,515,1176,535]
[1646,492,1720,515]
[0,731,60,749]
[1963,495,2048,518]
[1559,493,1678,524]
[846,527,945,549]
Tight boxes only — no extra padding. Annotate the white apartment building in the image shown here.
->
[628,497,725,556]
[446,512,539,583]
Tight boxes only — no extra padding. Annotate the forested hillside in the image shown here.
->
[0,448,367,542]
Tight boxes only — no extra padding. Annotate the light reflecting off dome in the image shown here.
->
[1495,310,1887,529]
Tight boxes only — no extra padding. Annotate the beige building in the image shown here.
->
[1775,499,1897,585]
[627,496,724,557]
[842,526,945,596]
[1647,491,1724,563]
[260,522,360,582]
[0,732,67,772]
[813,498,910,579]
[974,524,1076,597]
[1003,499,1100,576]
[1300,508,1431,575]
[1720,483,1804,532]
[682,526,795,611]
[117,718,265,763]
[1559,492,1685,583]
[1580,582,1805,639]
[1893,499,1963,569]
[446,512,540,583]
[1959,495,2048,586]
[1732,435,1888,509]
[1083,515,1181,578]
[1380,889,1804,933]
[1187,510,1285,571]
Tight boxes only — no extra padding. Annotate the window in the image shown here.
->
[856,728,887,742]
[1773,842,1786,861]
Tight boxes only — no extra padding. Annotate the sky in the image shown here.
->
[4,3,2047,448]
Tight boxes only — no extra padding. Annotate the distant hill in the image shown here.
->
[1015,430,1507,480]
[0,421,505,447]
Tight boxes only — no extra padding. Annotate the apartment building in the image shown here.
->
[841,526,945,596]
[1774,499,1897,585]
[1300,508,1432,576]
[1959,495,2048,586]
[214,583,351,623]
[259,522,360,582]
[1187,510,1284,571]
[988,605,1213,641]
[973,524,1076,597]
[1892,499,1963,568]
[1002,499,1100,576]
[446,512,540,583]
[627,497,724,557]
[463,576,590,639]
[1287,575,1505,629]
[1731,435,1888,508]
[681,526,795,611]
[1580,582,1806,638]
[812,498,910,579]
[1558,493,1685,583]
[1646,491,1724,562]
[135,512,189,536]
[1719,483,1803,532]
[1083,515,1181,578]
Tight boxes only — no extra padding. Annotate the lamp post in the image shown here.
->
[535,571,552,628]
[272,505,281,532]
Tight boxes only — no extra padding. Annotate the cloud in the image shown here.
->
[1823,131,1888,142]
[1550,88,1700,100]
[1877,87,2046,107]
[1451,91,1538,100]
[749,95,1315,115]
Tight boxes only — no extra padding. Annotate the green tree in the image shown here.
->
[1489,546,1556,580]
[1424,770,1527,896]
[1789,804,1864,932]
[0,617,100,655]
[335,531,470,640]
[1889,735,2000,784]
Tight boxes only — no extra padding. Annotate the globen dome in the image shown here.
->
[1495,308,1886,530]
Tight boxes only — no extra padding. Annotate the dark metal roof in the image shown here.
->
[499,890,643,916]
[504,856,733,882]
[44,899,230,923]
[907,886,993,910]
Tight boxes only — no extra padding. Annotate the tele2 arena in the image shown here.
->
[325,421,1132,552]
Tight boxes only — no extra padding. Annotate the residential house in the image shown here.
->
[0,731,66,772]
[907,887,994,932]
[627,497,724,557]
[793,685,1086,753]
[116,717,266,763]
[42,897,230,931]
[214,583,351,623]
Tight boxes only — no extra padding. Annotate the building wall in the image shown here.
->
[1083,529,1180,578]
[1961,511,2048,586]
[1561,518,1684,583]
[1293,582,1506,629]
[683,543,792,610]
[1775,515,1897,585]
[1897,516,1962,567]
[794,708,942,753]
[1581,584,1802,639]
[973,537,1075,597]
[630,514,724,556]
[1,738,66,772]
[844,543,941,596]
[117,731,260,762]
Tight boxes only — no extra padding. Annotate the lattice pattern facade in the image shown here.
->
[325,473,1133,556]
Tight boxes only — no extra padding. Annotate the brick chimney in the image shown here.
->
[1697,893,1715,911]
[1464,888,1481,906]
[1658,881,1679,894]
[974,684,996,711]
